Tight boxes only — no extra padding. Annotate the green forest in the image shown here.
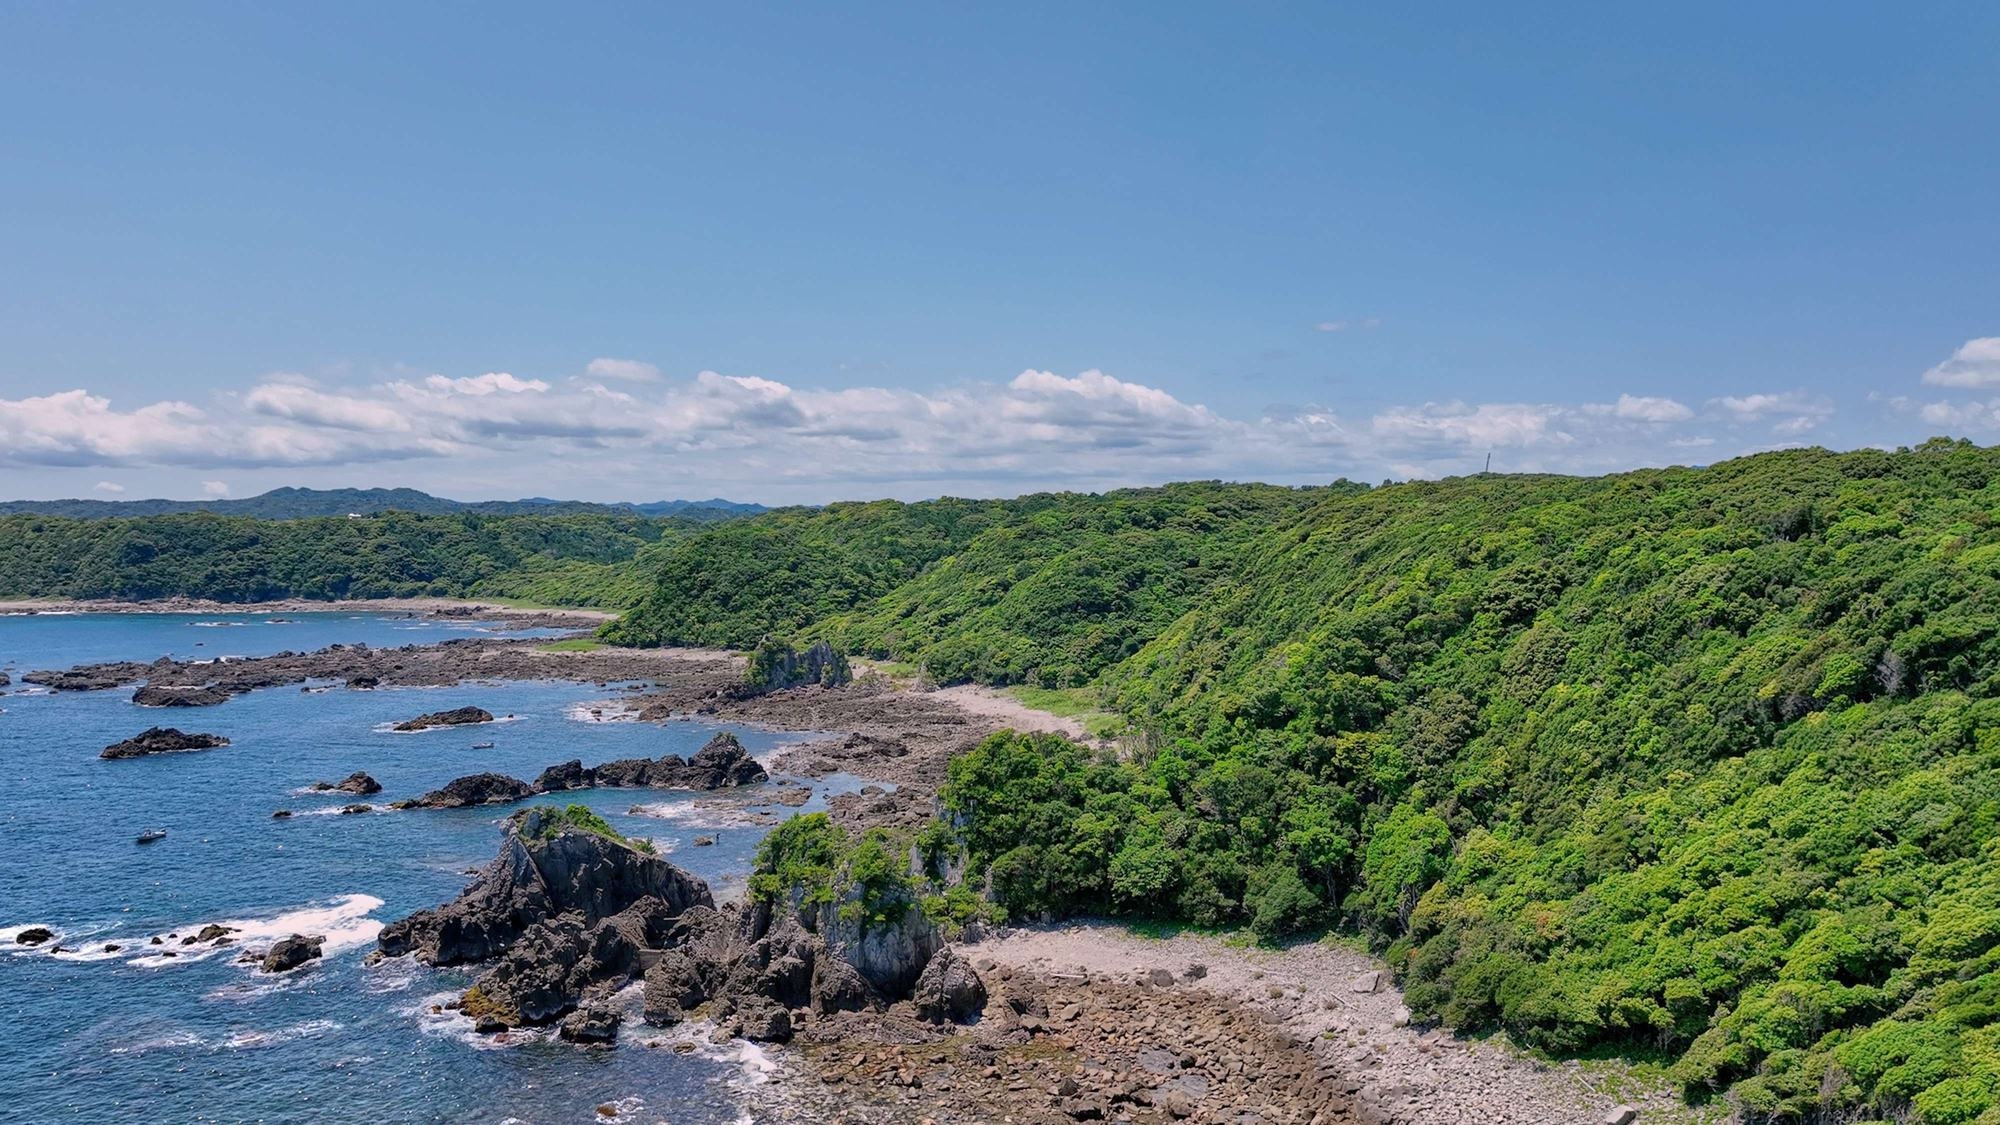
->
[0,510,681,604]
[621,440,2000,1122]
[15,442,2000,1119]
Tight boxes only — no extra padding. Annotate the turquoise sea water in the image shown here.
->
[0,612,851,1124]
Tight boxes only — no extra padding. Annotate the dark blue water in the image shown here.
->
[0,613,857,1124]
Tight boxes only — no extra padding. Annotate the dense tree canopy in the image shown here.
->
[0,511,680,606]
[934,440,2000,1123]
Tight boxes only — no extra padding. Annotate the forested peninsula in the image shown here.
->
[10,440,2000,1121]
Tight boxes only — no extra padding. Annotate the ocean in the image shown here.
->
[0,612,853,1124]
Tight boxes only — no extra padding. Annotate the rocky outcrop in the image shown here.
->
[410,734,770,812]
[378,807,713,1039]
[746,639,852,692]
[26,668,130,692]
[639,885,972,1044]
[913,945,988,1023]
[394,772,534,809]
[101,727,230,759]
[393,706,494,731]
[16,926,54,945]
[378,806,711,967]
[261,933,324,972]
[345,675,379,690]
[311,772,382,795]
[132,684,231,707]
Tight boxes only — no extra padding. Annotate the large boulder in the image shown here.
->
[133,684,231,707]
[261,933,325,972]
[101,727,230,759]
[311,772,382,796]
[393,706,494,732]
[912,945,987,1023]
[378,807,712,966]
[649,733,768,789]
[398,772,534,809]
[534,759,592,791]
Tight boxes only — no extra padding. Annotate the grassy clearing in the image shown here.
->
[1004,684,1125,738]
[536,638,606,653]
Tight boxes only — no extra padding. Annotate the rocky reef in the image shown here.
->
[394,732,768,810]
[375,804,985,1046]
[309,771,382,796]
[392,705,494,731]
[132,684,232,707]
[100,727,231,759]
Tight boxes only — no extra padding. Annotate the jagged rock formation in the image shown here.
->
[746,639,851,692]
[100,727,231,759]
[377,805,984,1046]
[392,706,494,731]
[379,806,711,968]
[402,733,769,810]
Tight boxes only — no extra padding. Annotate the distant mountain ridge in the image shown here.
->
[0,487,766,522]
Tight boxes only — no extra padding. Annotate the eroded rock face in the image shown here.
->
[913,945,988,1023]
[393,706,495,732]
[133,685,232,707]
[378,807,712,967]
[100,727,231,759]
[261,933,324,972]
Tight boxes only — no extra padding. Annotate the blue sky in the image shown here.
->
[1,3,1996,503]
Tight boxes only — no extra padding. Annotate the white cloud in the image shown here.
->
[1582,394,1695,423]
[1708,391,1833,435]
[202,480,230,496]
[1315,317,1381,333]
[93,480,124,493]
[585,357,663,383]
[1922,338,2000,389]
[0,365,1807,494]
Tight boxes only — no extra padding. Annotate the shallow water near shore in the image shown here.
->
[0,613,853,1124]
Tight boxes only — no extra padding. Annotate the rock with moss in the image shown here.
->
[745,639,851,692]
[377,804,711,1039]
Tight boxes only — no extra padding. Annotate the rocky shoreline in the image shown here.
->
[21,625,1690,1123]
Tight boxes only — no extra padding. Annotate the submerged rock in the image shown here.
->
[261,933,325,972]
[101,727,231,759]
[132,684,231,708]
[393,706,494,732]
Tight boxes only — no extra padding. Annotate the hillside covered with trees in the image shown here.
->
[929,440,2000,1123]
[0,511,681,604]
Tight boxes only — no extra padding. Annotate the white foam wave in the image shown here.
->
[408,990,553,1051]
[566,701,640,724]
[25,894,385,970]
[189,621,249,628]
[223,1019,341,1049]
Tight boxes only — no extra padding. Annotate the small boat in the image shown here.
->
[471,741,495,750]
[136,830,168,845]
